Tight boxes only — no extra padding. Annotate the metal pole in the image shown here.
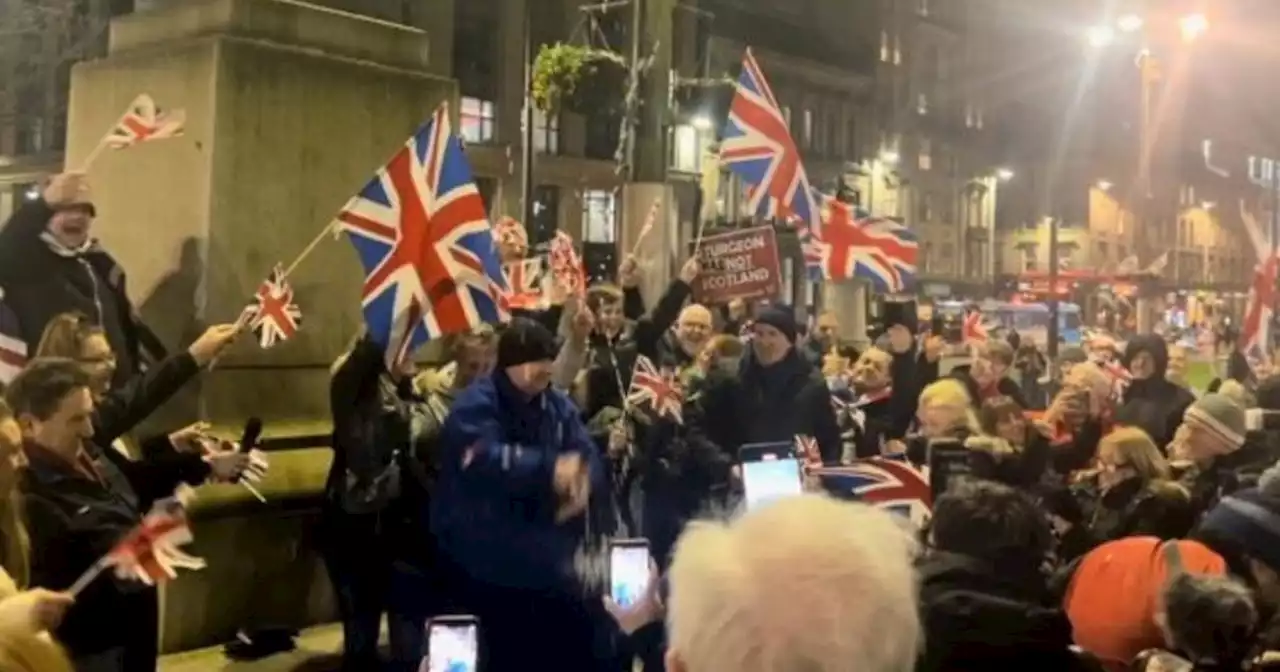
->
[987,178,997,287]
[1047,215,1061,359]
[520,2,536,233]
[625,0,643,182]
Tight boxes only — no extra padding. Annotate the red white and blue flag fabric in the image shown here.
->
[811,454,931,527]
[549,230,586,297]
[0,293,26,385]
[962,308,989,346]
[811,194,917,292]
[105,94,185,150]
[626,354,685,424]
[797,225,824,282]
[1241,255,1278,366]
[719,48,820,232]
[242,264,302,349]
[501,257,547,312]
[107,492,205,586]
[336,103,509,368]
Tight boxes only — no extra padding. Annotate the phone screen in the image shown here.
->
[610,542,651,608]
[426,620,478,672]
[741,458,803,510]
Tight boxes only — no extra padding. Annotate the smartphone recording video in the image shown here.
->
[741,457,803,510]
[423,616,478,672]
[609,539,651,608]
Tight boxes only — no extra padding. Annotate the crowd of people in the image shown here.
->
[1,170,1280,672]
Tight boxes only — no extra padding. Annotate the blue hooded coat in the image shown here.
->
[432,370,605,593]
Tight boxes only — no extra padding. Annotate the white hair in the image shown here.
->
[666,495,921,672]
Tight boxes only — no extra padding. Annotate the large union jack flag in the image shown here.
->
[626,354,685,424]
[337,103,509,368]
[811,454,931,527]
[719,48,820,232]
[812,194,917,292]
[1241,255,1278,363]
[242,264,302,349]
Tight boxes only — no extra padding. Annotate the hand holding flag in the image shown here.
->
[69,486,205,595]
[241,264,303,349]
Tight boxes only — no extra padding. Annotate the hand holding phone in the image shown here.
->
[609,539,652,610]
[424,616,479,672]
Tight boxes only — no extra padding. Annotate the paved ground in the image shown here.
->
[158,624,360,672]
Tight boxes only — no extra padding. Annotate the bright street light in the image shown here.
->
[1201,200,1216,211]
[878,150,900,166]
[1087,25,1115,48]
[1180,13,1208,43]
[1097,179,1113,191]
[1117,14,1143,33]
[996,167,1014,182]
[691,115,713,131]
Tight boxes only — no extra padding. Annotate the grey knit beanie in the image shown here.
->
[1184,393,1247,452]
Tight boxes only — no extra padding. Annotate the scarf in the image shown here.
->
[40,230,104,259]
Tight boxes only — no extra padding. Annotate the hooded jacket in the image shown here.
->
[431,370,604,593]
[916,551,1094,671]
[1117,335,1196,450]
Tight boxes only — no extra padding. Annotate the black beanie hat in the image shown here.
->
[497,318,559,369]
[753,306,798,343]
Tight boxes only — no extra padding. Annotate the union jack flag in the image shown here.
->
[1095,357,1134,401]
[797,225,824,282]
[242,264,302,349]
[794,435,821,470]
[0,294,26,385]
[502,257,547,311]
[105,94,186,150]
[1240,255,1278,364]
[336,103,509,368]
[626,354,685,424]
[812,194,917,292]
[812,454,931,527]
[549,230,586,296]
[962,309,989,345]
[719,48,820,231]
[107,492,205,586]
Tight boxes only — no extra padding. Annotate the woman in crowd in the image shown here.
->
[1068,427,1194,553]
[971,395,1052,489]
[33,311,250,508]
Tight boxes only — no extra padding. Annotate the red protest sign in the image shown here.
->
[693,226,782,303]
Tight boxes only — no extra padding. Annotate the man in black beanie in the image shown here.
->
[695,305,842,462]
[431,317,607,671]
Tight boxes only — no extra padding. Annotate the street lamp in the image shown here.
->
[1097,179,1113,191]
[1180,13,1208,43]
[879,150,900,166]
[691,115,714,131]
[1201,200,1216,211]
[1118,14,1143,33]
[996,167,1014,182]
[1087,25,1116,48]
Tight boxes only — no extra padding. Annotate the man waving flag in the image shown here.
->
[337,103,509,368]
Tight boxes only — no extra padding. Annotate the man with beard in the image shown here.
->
[1118,335,1196,449]
[695,306,841,462]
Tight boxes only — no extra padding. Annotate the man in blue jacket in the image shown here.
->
[433,318,607,672]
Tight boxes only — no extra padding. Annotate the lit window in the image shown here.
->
[781,105,792,128]
[965,103,975,128]
[460,97,496,144]
[582,190,616,243]
[880,31,890,62]
[918,137,932,171]
[916,93,929,116]
[533,109,559,154]
[672,124,701,172]
[918,0,930,16]
[975,107,984,129]
[802,109,813,146]
[893,34,902,64]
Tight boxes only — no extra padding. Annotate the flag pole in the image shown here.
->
[67,557,111,597]
[281,221,339,279]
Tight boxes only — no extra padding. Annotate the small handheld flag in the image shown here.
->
[626,355,685,424]
[242,264,302,349]
[104,94,186,150]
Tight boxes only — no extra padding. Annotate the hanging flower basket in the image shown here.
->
[532,43,628,113]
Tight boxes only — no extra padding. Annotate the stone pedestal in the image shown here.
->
[67,0,454,430]
[65,0,454,652]
[621,182,678,305]
[823,280,870,348]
